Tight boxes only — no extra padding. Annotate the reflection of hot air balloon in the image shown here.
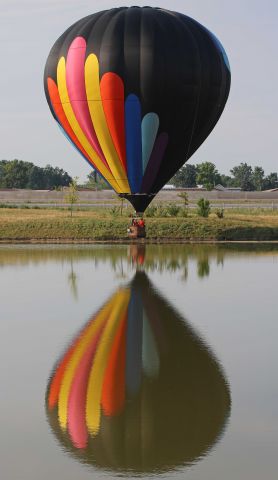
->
[46,272,231,474]
[128,244,146,267]
[44,7,230,213]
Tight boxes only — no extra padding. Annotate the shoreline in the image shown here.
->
[1,207,278,244]
[1,239,278,245]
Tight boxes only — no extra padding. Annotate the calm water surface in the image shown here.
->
[0,244,277,479]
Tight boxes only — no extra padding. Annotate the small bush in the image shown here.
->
[155,205,168,217]
[145,205,157,217]
[178,207,188,217]
[165,203,180,217]
[121,207,134,218]
[145,204,172,217]
[197,198,210,217]
[109,206,120,217]
[216,208,224,218]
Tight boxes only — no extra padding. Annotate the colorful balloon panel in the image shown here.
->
[44,7,231,212]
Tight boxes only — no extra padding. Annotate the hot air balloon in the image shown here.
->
[46,271,231,473]
[44,7,231,213]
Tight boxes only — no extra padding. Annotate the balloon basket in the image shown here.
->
[127,215,146,239]
[127,225,146,239]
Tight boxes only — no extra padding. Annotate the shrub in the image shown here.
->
[155,205,168,217]
[197,198,210,217]
[165,203,180,217]
[145,203,185,218]
[178,207,188,217]
[145,205,158,217]
[109,206,121,217]
[145,204,168,217]
[216,208,224,218]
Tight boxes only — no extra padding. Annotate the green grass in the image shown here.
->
[1,207,278,241]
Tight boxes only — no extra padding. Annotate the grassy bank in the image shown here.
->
[1,207,278,242]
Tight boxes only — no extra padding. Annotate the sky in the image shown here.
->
[0,0,277,181]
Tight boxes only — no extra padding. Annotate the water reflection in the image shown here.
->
[1,244,278,282]
[46,271,231,474]
[68,260,78,300]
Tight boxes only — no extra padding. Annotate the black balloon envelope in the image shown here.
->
[44,7,231,212]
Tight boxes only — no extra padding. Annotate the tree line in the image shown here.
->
[0,159,72,189]
[171,162,278,191]
[1,159,277,192]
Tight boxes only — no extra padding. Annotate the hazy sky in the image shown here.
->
[0,0,277,181]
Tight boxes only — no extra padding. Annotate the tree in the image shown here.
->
[85,171,111,190]
[44,164,72,189]
[219,174,234,187]
[114,194,125,216]
[0,159,72,189]
[0,159,33,188]
[178,191,189,206]
[0,160,8,185]
[252,166,265,191]
[178,191,189,216]
[263,172,278,190]
[171,164,197,188]
[27,165,46,189]
[230,163,254,191]
[64,177,79,217]
[196,162,220,190]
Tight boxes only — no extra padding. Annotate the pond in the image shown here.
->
[0,244,277,479]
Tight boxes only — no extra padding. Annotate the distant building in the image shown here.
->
[162,184,176,190]
[214,184,242,192]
